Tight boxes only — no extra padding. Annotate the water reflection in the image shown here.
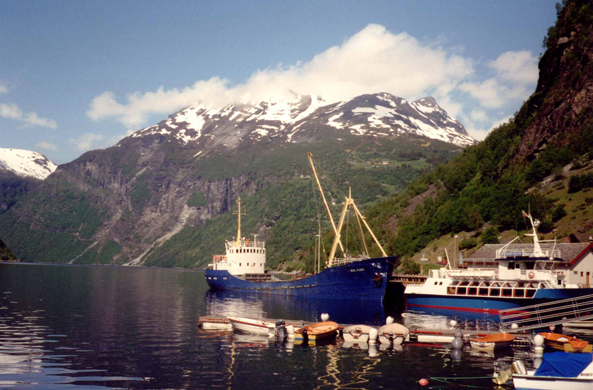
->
[0,263,515,389]
[205,290,386,325]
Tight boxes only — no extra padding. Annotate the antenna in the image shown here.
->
[233,197,246,247]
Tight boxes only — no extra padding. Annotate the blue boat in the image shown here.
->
[205,153,396,302]
[405,211,593,313]
[206,256,396,301]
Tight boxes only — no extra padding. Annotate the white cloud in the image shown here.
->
[36,141,58,151]
[489,50,538,84]
[68,133,104,152]
[470,109,489,123]
[88,24,474,129]
[458,78,531,109]
[0,83,8,94]
[0,103,58,129]
[458,50,538,109]
[461,113,513,141]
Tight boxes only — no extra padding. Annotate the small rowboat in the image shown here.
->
[470,333,514,351]
[342,325,375,343]
[539,332,593,353]
[228,317,273,336]
[377,323,409,345]
[294,321,338,342]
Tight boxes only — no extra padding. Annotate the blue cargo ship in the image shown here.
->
[405,212,593,313]
[205,153,396,302]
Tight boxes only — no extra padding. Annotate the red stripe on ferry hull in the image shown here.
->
[406,303,503,314]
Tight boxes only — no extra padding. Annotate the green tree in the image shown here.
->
[481,226,500,244]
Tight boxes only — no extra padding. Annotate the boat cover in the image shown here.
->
[535,352,593,377]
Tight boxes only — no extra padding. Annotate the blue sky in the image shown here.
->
[1,0,559,164]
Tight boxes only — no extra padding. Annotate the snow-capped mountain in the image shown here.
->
[129,93,475,150]
[0,148,57,180]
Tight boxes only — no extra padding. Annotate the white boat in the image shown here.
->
[405,211,593,314]
[377,323,409,345]
[228,317,273,336]
[342,325,375,343]
[512,353,593,390]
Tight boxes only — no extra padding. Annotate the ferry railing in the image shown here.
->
[495,249,562,259]
[498,293,593,332]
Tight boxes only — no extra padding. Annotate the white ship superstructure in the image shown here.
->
[208,198,266,277]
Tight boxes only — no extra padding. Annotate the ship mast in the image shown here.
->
[307,152,345,256]
[307,152,387,267]
[327,188,387,266]
[234,197,246,247]
[523,210,546,258]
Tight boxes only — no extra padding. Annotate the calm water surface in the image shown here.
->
[2,263,587,389]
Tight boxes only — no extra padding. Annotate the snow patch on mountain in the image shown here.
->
[0,148,57,180]
[128,92,475,149]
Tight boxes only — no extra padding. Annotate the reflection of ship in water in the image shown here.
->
[205,289,386,325]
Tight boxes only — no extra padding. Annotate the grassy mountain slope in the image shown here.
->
[0,131,462,267]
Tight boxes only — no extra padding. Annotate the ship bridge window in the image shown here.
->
[508,262,514,269]
[526,262,535,270]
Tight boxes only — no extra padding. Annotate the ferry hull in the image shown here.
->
[406,288,593,314]
[205,257,396,301]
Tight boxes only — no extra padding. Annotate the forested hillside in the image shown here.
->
[364,0,593,269]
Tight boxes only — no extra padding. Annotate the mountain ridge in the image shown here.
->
[0,92,469,266]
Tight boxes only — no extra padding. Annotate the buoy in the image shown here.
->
[286,324,295,340]
[451,348,462,361]
[452,337,464,350]
[533,334,544,347]
[368,343,378,357]
[450,320,457,328]
[419,378,429,386]
[452,329,464,350]
[368,327,378,344]
[321,313,329,322]
[511,323,519,330]
[386,316,394,324]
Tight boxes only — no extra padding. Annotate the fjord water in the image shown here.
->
[1,264,509,389]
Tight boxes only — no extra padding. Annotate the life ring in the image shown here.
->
[528,271,535,279]
[447,271,452,277]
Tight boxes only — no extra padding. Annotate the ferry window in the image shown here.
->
[434,282,438,285]
[558,280,562,285]
[439,282,443,285]
[515,264,521,269]
[509,262,514,269]
[582,272,584,277]
[239,263,242,266]
[526,262,535,270]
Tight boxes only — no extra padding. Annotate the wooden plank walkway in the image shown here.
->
[499,293,593,332]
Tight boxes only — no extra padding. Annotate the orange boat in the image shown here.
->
[538,332,593,353]
[294,321,338,342]
[470,333,515,351]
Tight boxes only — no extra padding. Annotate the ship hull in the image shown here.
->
[406,288,593,314]
[205,257,396,301]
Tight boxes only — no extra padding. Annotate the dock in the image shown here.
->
[499,293,593,332]
[199,316,532,346]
